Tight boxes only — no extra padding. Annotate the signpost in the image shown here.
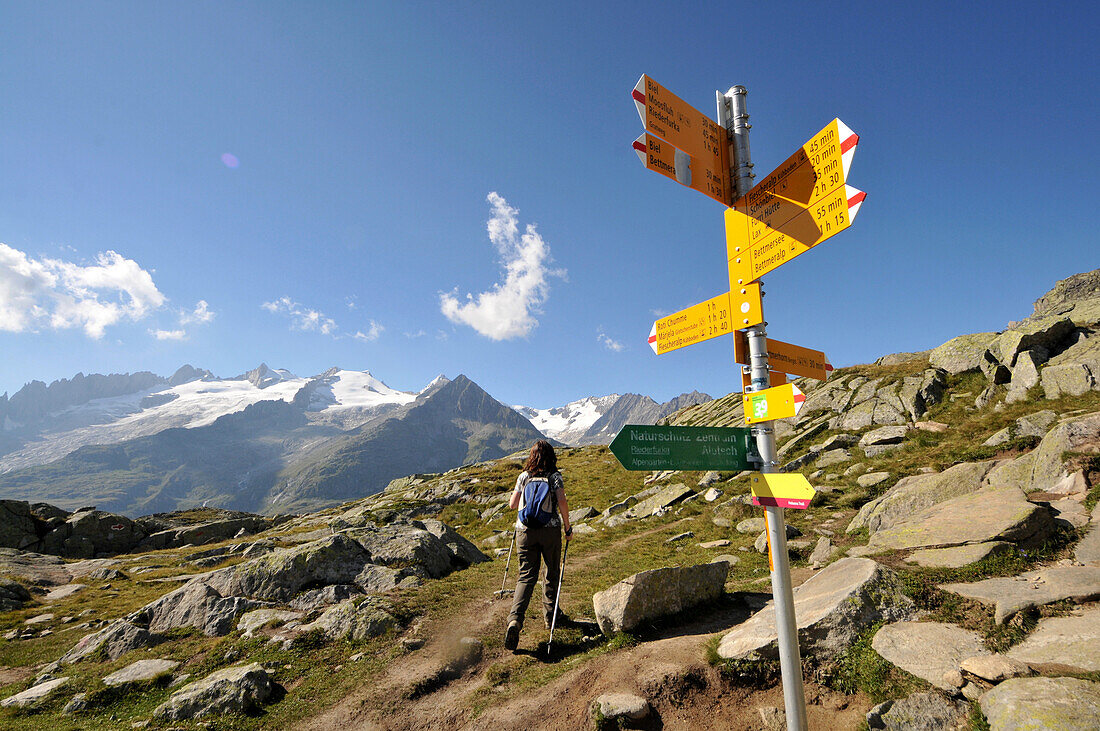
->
[629,75,867,731]
[749,473,817,509]
[609,425,761,472]
[742,382,806,424]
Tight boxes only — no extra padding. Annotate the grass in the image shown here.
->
[820,622,926,703]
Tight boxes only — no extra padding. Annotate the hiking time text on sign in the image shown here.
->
[648,285,763,356]
[632,74,731,206]
[610,425,762,472]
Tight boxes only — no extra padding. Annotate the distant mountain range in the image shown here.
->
[0,365,710,516]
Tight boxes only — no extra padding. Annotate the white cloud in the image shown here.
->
[404,329,427,339]
[439,192,564,340]
[0,243,165,338]
[597,327,625,352]
[351,320,384,342]
[262,296,338,335]
[345,295,358,310]
[152,328,187,341]
[180,300,214,325]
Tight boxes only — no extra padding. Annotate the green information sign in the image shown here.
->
[609,425,762,472]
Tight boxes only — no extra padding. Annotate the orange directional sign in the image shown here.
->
[726,118,865,286]
[649,291,732,355]
[633,75,730,205]
[750,473,816,510]
[633,133,729,207]
[743,382,806,424]
[734,332,833,381]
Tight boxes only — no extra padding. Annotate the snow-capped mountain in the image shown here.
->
[514,390,713,445]
[0,365,424,473]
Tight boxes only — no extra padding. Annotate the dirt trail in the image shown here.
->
[296,589,870,731]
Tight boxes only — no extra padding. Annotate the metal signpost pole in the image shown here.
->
[718,86,809,731]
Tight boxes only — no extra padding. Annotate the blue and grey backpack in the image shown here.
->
[518,474,556,528]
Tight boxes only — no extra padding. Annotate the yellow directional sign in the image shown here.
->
[649,291,732,355]
[633,75,728,171]
[742,382,806,424]
[633,133,729,207]
[734,332,832,381]
[649,285,762,355]
[749,473,816,509]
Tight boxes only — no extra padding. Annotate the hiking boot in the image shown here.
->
[545,610,571,629]
[504,621,520,651]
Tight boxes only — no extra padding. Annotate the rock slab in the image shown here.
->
[871,621,989,690]
[0,676,69,708]
[154,663,278,720]
[103,658,180,687]
[979,676,1100,731]
[718,558,915,662]
[940,566,1100,623]
[866,691,969,731]
[1005,606,1100,673]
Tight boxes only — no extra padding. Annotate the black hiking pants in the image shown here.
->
[507,525,561,629]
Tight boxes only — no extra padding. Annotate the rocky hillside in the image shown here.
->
[0,269,1097,730]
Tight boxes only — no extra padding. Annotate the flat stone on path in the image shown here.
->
[979,676,1100,731]
[1,676,69,707]
[905,541,1012,569]
[959,654,1029,683]
[718,558,915,662]
[44,584,87,602]
[871,622,989,690]
[592,693,649,722]
[866,691,969,731]
[1075,503,1100,566]
[940,566,1100,623]
[867,484,1054,552]
[103,658,180,687]
[1006,606,1100,673]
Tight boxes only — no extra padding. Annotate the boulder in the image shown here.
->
[736,518,766,534]
[61,620,155,664]
[0,677,70,708]
[289,584,363,611]
[139,580,266,636]
[419,519,489,569]
[237,609,302,637]
[871,621,989,690]
[979,677,1100,731]
[348,523,458,579]
[905,542,1012,569]
[847,461,995,535]
[45,583,87,601]
[857,472,891,488]
[929,332,999,374]
[39,508,147,558]
[809,537,835,566]
[940,566,1100,624]
[717,558,915,662]
[865,691,968,731]
[593,562,728,635]
[1041,363,1095,399]
[816,449,852,467]
[989,317,1076,367]
[623,483,695,519]
[202,534,372,602]
[1005,606,1100,673]
[0,577,32,610]
[139,517,268,551]
[866,484,1055,552]
[0,500,39,550]
[0,548,71,586]
[568,507,597,523]
[154,663,279,720]
[698,471,721,487]
[897,370,948,420]
[1015,409,1057,437]
[860,425,909,448]
[304,596,397,641]
[754,525,801,553]
[1026,413,1100,493]
[103,658,180,687]
[592,693,650,724]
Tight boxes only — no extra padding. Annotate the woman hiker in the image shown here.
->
[504,439,572,651]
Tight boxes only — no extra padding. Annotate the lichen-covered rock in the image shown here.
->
[847,461,995,535]
[203,534,372,602]
[0,677,70,708]
[979,676,1100,731]
[1041,363,1096,399]
[941,567,1100,624]
[289,584,363,611]
[929,332,999,374]
[153,663,278,720]
[989,317,1076,367]
[867,484,1054,552]
[594,562,727,635]
[865,691,969,731]
[1027,413,1100,493]
[304,595,397,641]
[347,523,455,579]
[718,558,915,662]
[872,622,989,689]
[1005,606,1100,673]
[419,518,489,569]
[139,580,266,636]
[61,619,156,664]
[102,658,180,687]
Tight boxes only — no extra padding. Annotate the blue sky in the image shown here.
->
[1,1,1096,407]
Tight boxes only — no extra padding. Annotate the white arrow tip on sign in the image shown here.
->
[648,322,658,355]
[791,382,806,415]
[633,75,647,127]
[837,118,859,179]
[845,185,866,222]
[633,134,646,165]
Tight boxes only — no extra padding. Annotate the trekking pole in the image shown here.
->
[496,529,516,598]
[546,540,570,656]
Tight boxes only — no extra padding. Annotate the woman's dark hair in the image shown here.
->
[524,440,557,476]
